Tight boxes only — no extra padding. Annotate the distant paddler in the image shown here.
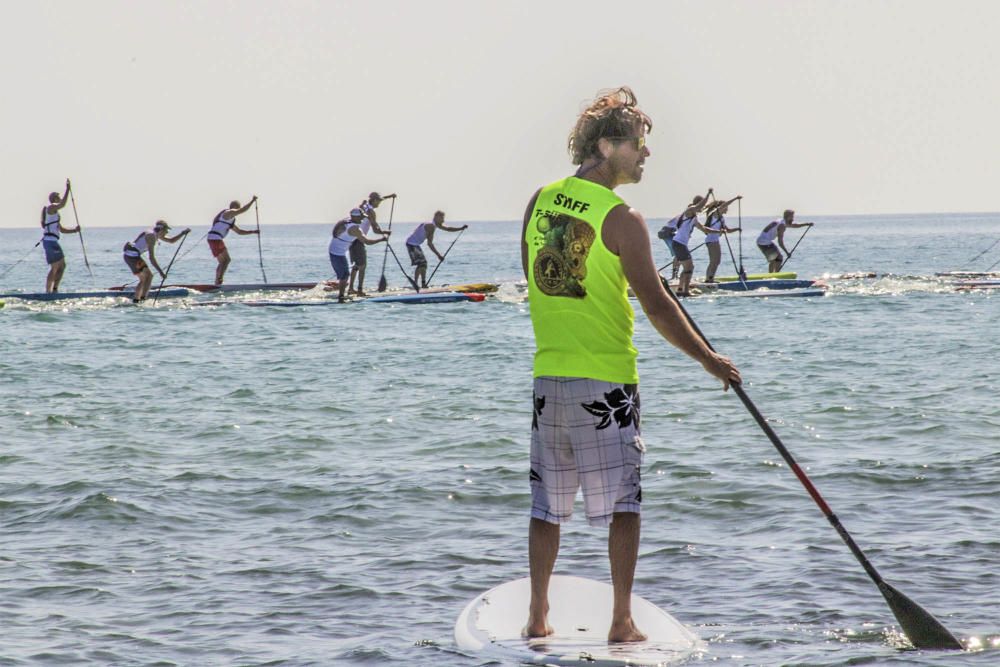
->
[657,191,711,283]
[670,188,713,296]
[349,191,394,296]
[702,196,740,283]
[757,209,814,273]
[122,221,191,302]
[329,208,390,303]
[404,210,467,289]
[207,196,260,285]
[40,179,80,293]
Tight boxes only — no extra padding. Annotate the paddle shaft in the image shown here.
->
[377,196,396,292]
[778,225,811,270]
[176,228,210,263]
[0,241,41,280]
[383,240,420,292]
[68,185,94,279]
[964,236,1000,266]
[255,200,268,284]
[737,198,745,276]
[656,241,705,274]
[721,227,748,289]
[661,281,961,650]
[426,228,464,286]
[152,233,187,305]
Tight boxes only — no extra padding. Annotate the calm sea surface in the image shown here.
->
[1,213,998,666]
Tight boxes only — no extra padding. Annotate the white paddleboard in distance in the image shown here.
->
[455,575,702,666]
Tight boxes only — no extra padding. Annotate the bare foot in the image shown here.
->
[523,618,554,638]
[608,617,646,643]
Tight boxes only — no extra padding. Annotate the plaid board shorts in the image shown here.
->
[530,377,645,527]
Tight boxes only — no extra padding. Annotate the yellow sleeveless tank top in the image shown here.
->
[525,176,637,384]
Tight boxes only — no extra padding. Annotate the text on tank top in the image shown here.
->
[525,176,637,384]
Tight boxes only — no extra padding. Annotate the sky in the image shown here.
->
[3,0,999,229]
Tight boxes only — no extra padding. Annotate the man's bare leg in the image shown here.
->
[608,512,646,642]
[356,265,367,296]
[215,251,231,285]
[526,517,559,637]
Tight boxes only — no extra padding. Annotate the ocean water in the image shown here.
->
[1,213,999,666]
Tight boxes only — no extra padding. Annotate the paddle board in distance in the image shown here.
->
[715,271,796,282]
[0,288,190,302]
[455,575,701,667]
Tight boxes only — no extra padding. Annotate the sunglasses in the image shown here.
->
[608,135,646,151]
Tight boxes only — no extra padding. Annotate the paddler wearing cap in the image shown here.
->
[329,208,390,302]
[207,196,259,285]
[122,220,190,302]
[349,191,394,296]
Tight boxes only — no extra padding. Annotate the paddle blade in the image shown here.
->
[878,581,962,649]
[377,274,387,292]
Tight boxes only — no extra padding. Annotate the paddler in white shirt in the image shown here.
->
[329,208,390,303]
[40,179,79,293]
[702,196,739,283]
[404,210,467,289]
[206,196,259,285]
[670,189,713,296]
[122,220,190,302]
[756,209,813,273]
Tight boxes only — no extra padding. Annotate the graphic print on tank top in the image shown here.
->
[532,213,596,298]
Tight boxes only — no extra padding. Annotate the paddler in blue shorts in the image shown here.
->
[521,86,740,643]
[657,190,710,281]
[756,209,814,273]
[404,210,467,288]
[329,208,390,302]
[670,189,713,296]
[40,179,80,293]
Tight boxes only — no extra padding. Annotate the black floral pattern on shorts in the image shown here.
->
[581,385,640,430]
[531,391,545,431]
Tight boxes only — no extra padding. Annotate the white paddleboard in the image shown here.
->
[455,575,702,666]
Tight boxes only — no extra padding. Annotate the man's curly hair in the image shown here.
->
[568,86,653,165]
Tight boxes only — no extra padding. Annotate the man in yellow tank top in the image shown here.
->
[521,87,741,643]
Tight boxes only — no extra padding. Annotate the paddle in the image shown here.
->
[151,232,188,305]
[737,198,745,278]
[68,183,94,281]
[0,241,41,281]
[721,226,748,290]
[778,224,812,271]
[660,281,962,650]
[962,236,1000,267]
[377,195,396,292]
[254,199,268,284]
[985,254,1000,272]
[384,241,420,292]
[176,228,210,263]
[426,227,465,287]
